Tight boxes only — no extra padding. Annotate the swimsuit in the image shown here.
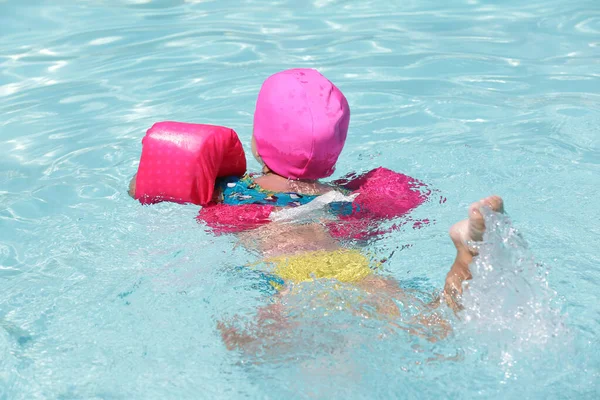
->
[215,174,356,216]
[215,175,370,291]
[216,175,318,207]
[243,249,375,295]
[265,249,375,284]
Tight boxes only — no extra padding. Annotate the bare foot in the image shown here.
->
[449,195,504,252]
[444,196,504,310]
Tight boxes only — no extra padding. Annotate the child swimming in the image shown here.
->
[128,68,505,345]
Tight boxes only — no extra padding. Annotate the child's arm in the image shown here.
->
[128,174,137,198]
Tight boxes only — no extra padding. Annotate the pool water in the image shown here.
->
[1,0,599,398]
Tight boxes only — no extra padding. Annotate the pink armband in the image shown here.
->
[134,122,246,206]
[336,167,430,219]
[327,167,431,240]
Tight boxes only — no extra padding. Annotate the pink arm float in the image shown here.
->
[134,122,246,206]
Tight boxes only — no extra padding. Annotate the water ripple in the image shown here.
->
[1,0,599,398]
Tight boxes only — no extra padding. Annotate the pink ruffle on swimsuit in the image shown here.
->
[198,167,430,239]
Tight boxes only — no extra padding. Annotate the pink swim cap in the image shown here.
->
[253,68,350,180]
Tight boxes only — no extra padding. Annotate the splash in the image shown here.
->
[456,208,568,379]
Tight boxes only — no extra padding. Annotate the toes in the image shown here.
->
[491,196,504,213]
[468,201,483,217]
[472,195,504,215]
[468,201,485,225]
[485,195,504,213]
[467,201,487,241]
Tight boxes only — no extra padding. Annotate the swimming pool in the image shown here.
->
[1,0,598,398]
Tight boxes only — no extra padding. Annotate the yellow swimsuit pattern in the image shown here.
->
[264,249,375,285]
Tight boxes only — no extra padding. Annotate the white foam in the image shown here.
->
[459,208,566,349]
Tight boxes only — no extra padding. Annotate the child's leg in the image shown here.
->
[219,196,506,350]
[367,196,505,341]
[444,195,504,310]
[218,300,293,351]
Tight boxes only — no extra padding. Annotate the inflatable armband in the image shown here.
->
[327,167,430,240]
[134,122,246,205]
[334,167,429,219]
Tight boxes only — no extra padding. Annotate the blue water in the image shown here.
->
[1,0,599,398]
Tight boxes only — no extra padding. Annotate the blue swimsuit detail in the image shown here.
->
[216,175,318,207]
[215,175,356,216]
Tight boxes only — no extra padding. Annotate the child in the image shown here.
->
[129,68,505,343]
